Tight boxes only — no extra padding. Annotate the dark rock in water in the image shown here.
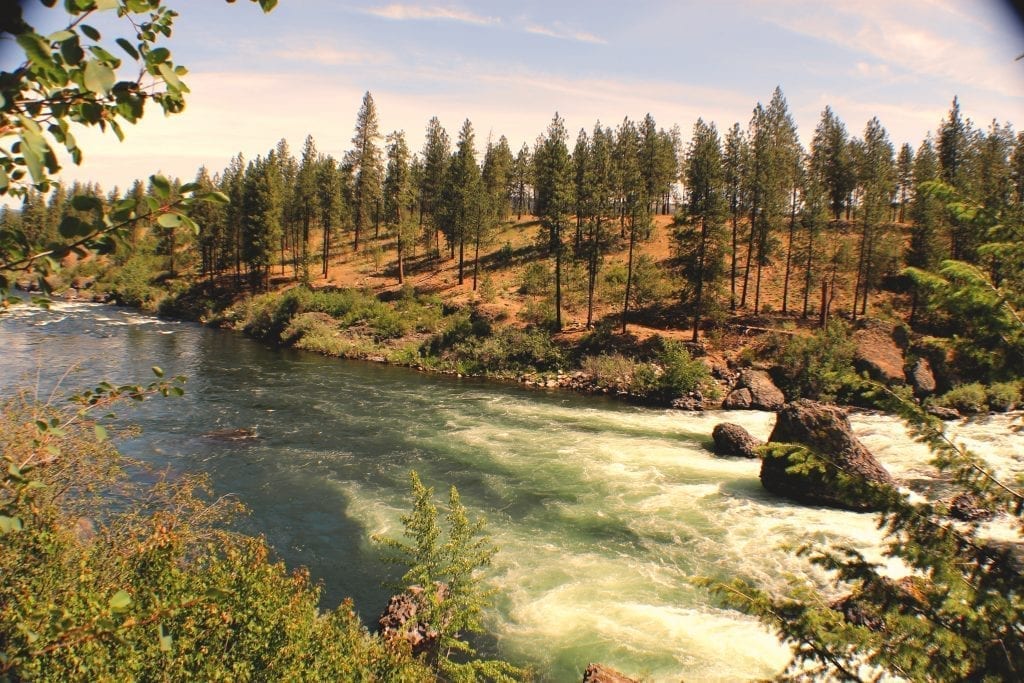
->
[202,427,258,441]
[926,405,960,421]
[722,387,753,410]
[909,357,936,397]
[377,584,449,656]
[671,390,704,411]
[582,663,638,683]
[853,321,906,384]
[712,422,763,459]
[761,400,896,511]
[948,492,994,522]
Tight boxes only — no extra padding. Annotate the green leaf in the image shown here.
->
[0,516,24,534]
[94,424,108,442]
[71,194,102,212]
[58,215,92,238]
[94,0,119,9]
[81,24,101,41]
[156,212,182,228]
[203,191,230,204]
[108,590,132,612]
[83,59,116,94]
[15,33,51,70]
[114,37,139,60]
[152,365,164,377]
[149,174,171,199]
[157,62,186,92]
[146,47,170,65]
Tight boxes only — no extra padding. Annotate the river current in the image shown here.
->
[1,301,1021,681]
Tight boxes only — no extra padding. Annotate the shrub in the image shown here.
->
[517,299,557,329]
[518,262,551,295]
[934,382,989,414]
[768,320,858,401]
[656,340,710,397]
[986,382,1021,412]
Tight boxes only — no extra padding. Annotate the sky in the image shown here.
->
[10,0,1024,195]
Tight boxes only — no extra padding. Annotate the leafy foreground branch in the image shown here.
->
[0,375,433,681]
[700,382,1023,682]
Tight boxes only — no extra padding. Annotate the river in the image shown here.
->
[2,301,1021,681]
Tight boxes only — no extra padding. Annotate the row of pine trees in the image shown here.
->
[5,89,1022,335]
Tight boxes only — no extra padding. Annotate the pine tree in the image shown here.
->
[581,123,615,328]
[615,116,651,332]
[419,116,450,258]
[295,135,320,281]
[722,122,747,311]
[851,117,895,319]
[811,106,855,221]
[510,143,532,219]
[478,136,513,289]
[681,118,726,342]
[438,119,482,285]
[316,155,344,278]
[533,113,574,331]
[347,92,383,252]
[895,143,914,223]
[383,131,416,284]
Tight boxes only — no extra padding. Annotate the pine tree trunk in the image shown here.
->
[622,215,636,334]
[554,227,563,332]
[692,217,708,343]
[801,226,815,318]
[781,187,797,314]
[730,205,738,311]
[586,217,600,328]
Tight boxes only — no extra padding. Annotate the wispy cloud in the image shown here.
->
[363,3,499,26]
[272,46,388,66]
[748,0,1024,99]
[524,21,606,45]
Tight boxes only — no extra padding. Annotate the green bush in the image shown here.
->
[986,382,1021,412]
[656,340,710,397]
[768,320,858,401]
[517,299,557,329]
[934,382,989,414]
[518,262,551,295]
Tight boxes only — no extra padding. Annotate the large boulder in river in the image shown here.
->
[760,400,896,511]
[724,369,785,411]
[582,663,638,683]
[712,422,763,458]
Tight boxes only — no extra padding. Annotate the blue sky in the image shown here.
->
[18,0,1024,192]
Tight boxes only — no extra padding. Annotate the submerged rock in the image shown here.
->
[581,663,638,683]
[712,422,763,458]
[761,400,896,511]
[202,427,259,441]
[926,405,960,421]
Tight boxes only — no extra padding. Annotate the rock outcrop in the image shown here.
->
[377,583,449,656]
[581,663,638,683]
[724,369,785,411]
[853,322,906,384]
[760,400,896,511]
[908,357,937,397]
[712,422,763,459]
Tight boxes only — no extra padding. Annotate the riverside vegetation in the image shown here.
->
[2,1,1023,680]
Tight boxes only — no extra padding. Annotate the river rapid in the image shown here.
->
[2,301,1021,681]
